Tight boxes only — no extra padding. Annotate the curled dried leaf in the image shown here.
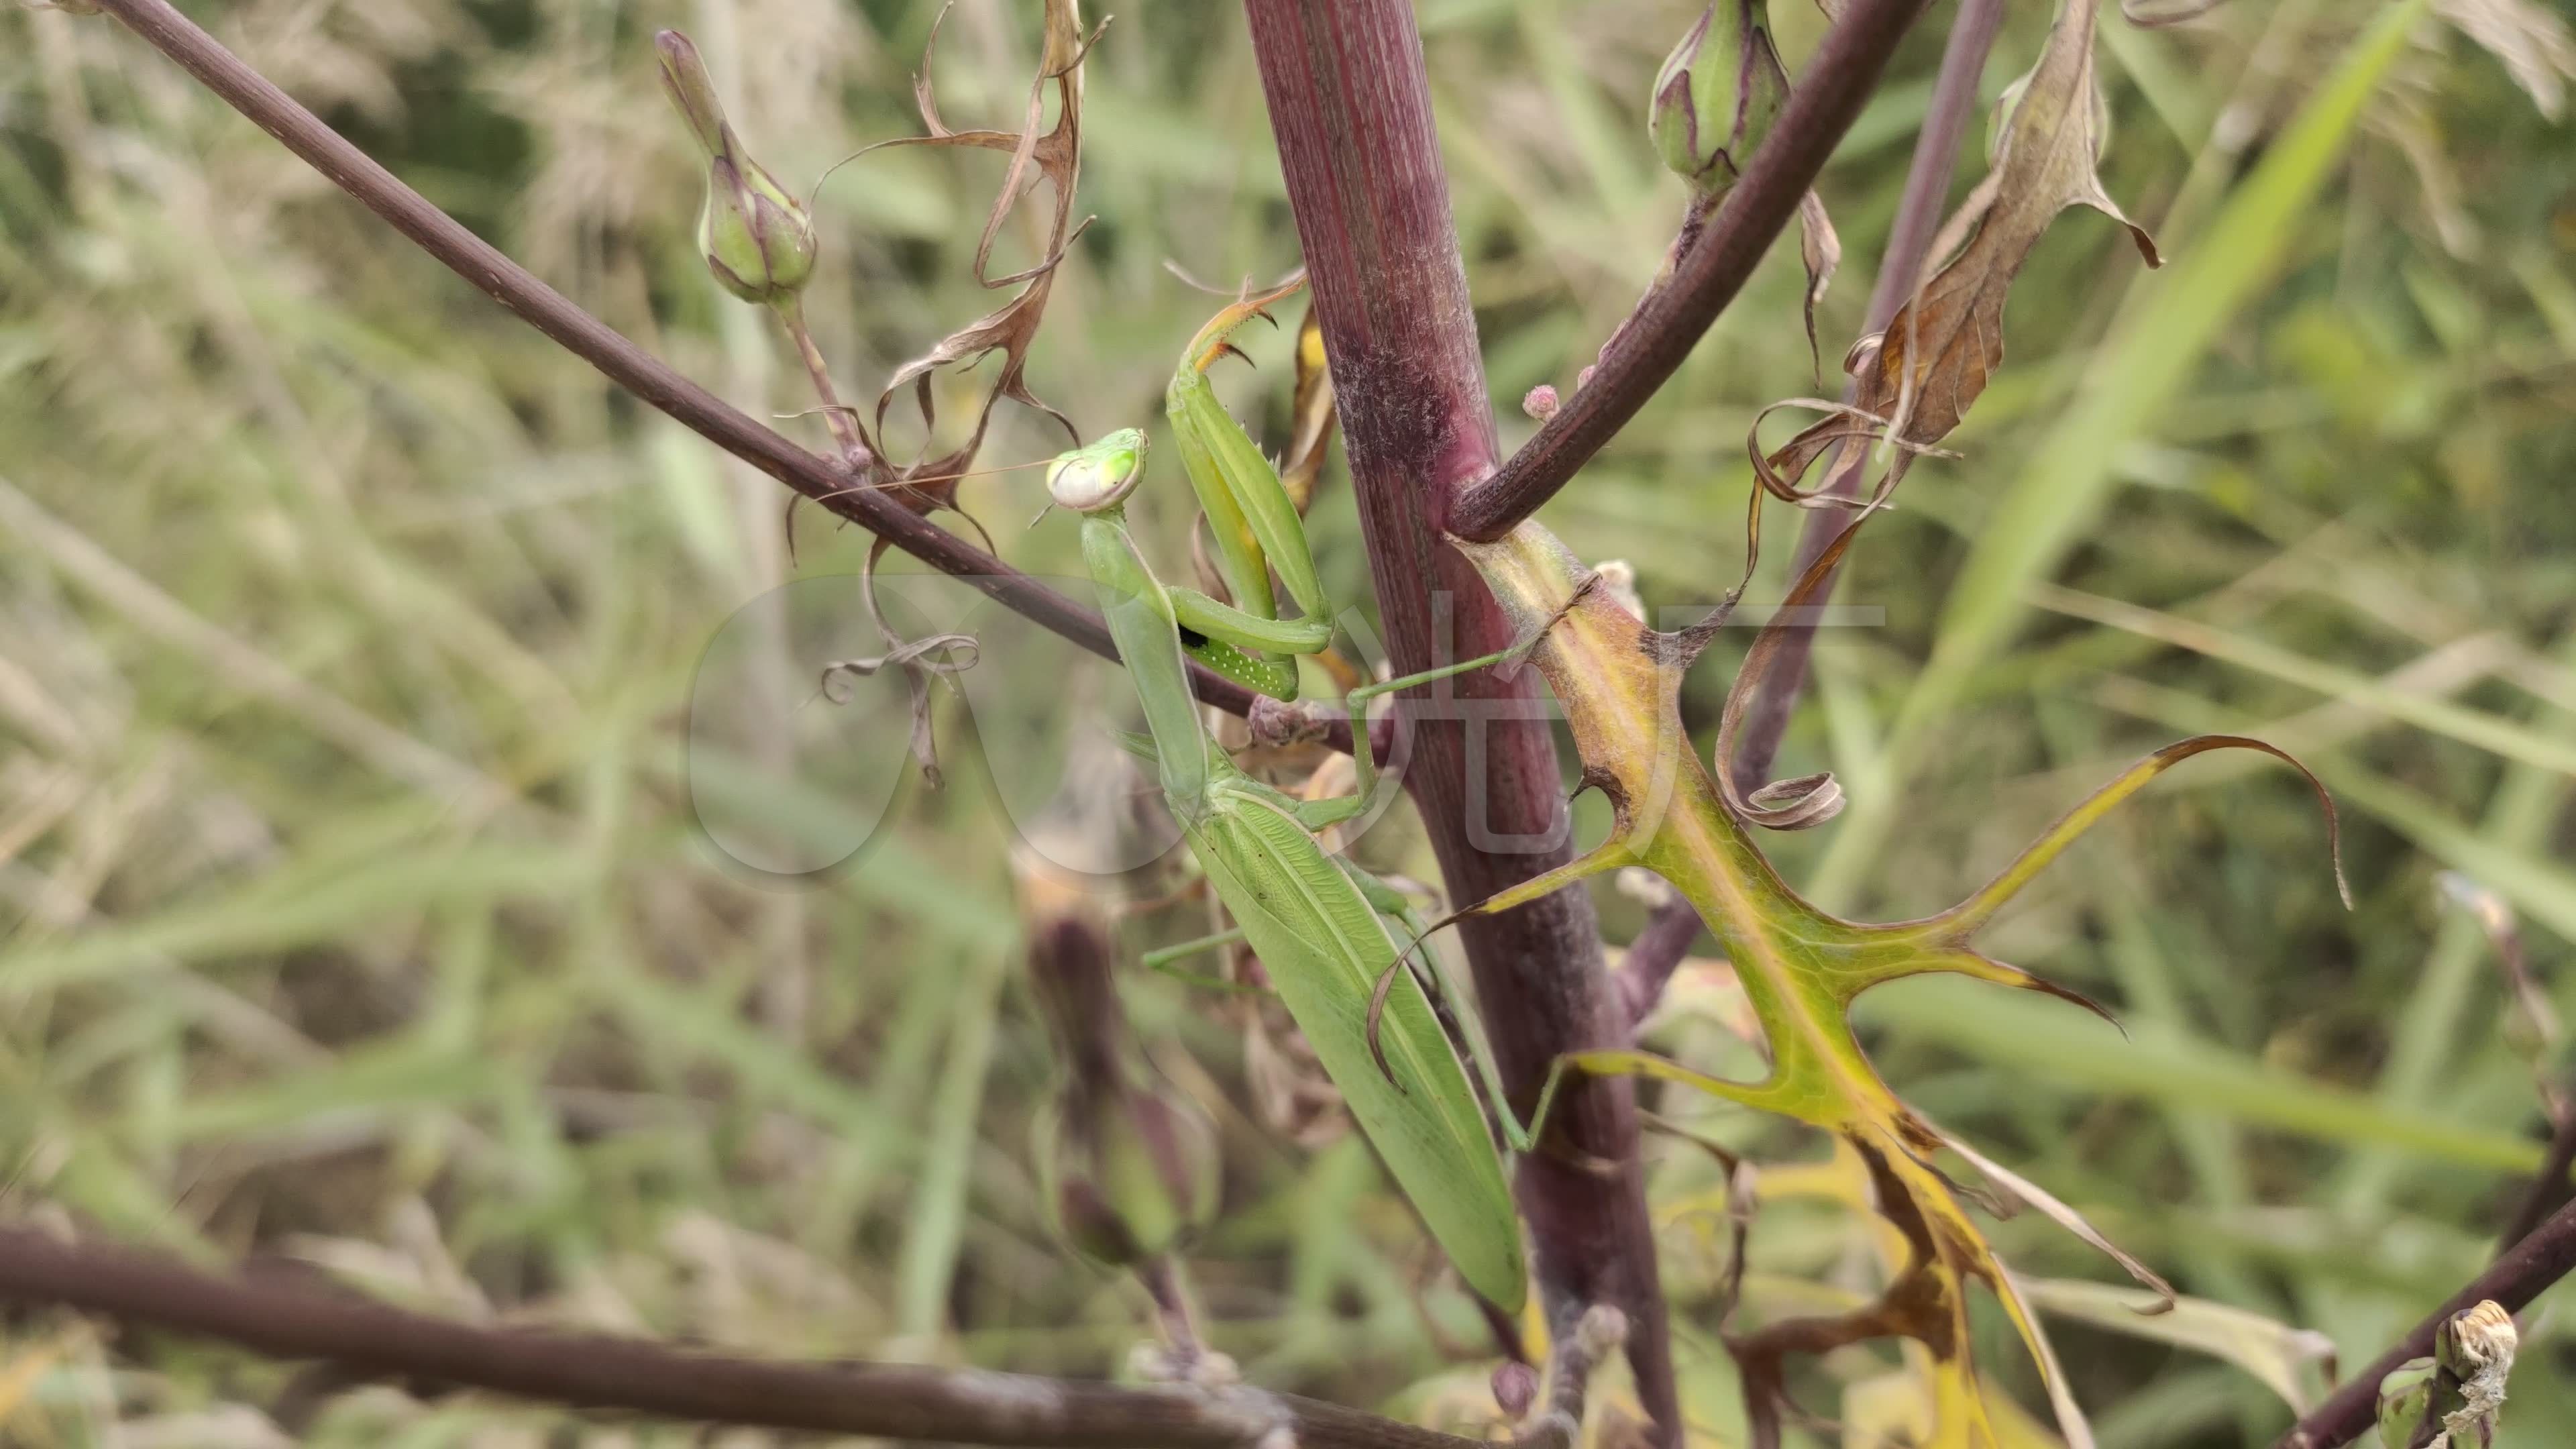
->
[1705,515,1872,830]
[1746,396,1958,506]
[1756,0,2159,498]
[845,0,1105,510]
[1280,304,1339,513]
[817,630,980,788]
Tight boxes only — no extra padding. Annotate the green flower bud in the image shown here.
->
[1648,1,1790,198]
[656,30,816,307]
[2377,1358,2435,1449]
[1026,916,1220,1268]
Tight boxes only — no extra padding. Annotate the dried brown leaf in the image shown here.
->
[865,0,1104,511]
[1758,0,2159,496]
[1796,190,1841,382]
[1280,304,1338,514]
[817,627,981,788]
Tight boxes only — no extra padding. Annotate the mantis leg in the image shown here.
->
[1164,284,1334,703]
[1350,835,1636,1146]
[1359,939,1774,1167]
[1167,283,1331,630]
[1285,645,1527,834]
[1339,863,1548,1156]
[1139,927,1270,998]
[1166,588,1334,657]
[1289,580,1591,832]
[1165,586,1332,702]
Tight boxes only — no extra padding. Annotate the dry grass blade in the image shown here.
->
[1933,1128,2176,1309]
[2017,1278,2338,1412]
[0,475,500,810]
[2121,0,2231,25]
[2435,871,2555,1049]
[2436,0,2576,119]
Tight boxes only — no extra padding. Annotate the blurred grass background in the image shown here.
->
[0,0,2571,1444]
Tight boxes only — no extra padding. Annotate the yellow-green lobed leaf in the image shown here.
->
[1453,511,2344,1448]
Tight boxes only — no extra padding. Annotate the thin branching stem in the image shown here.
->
[86,0,1338,747]
[1446,0,1931,543]
[2497,1093,2576,1253]
[2274,1197,2576,1449]
[1616,892,1707,1034]
[1618,0,2001,1025]
[1727,0,2006,796]
[0,1226,1479,1449]
[779,297,876,472]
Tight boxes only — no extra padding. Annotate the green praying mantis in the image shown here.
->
[1040,285,1541,1309]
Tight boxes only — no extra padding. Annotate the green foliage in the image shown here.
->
[0,0,2569,1444]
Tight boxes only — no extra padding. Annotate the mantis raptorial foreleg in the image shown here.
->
[1136,927,1267,998]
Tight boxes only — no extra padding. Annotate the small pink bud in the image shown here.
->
[1521,384,1560,421]
[1575,365,1597,392]
[1491,1361,1540,1420]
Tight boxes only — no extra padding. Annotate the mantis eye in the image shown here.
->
[1046,429,1148,513]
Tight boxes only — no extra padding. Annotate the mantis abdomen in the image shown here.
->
[1183,796,1526,1309]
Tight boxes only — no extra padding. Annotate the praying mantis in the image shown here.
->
[1041,286,1540,1310]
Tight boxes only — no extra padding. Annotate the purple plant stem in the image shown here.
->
[2496,1095,2576,1254]
[1238,1,1674,1440]
[2275,1196,2576,1449]
[87,0,1324,747]
[0,1226,1485,1449]
[1446,0,1934,544]
[1727,0,2005,796]
[1618,898,1709,1032]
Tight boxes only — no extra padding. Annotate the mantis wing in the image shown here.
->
[1186,794,1527,1309]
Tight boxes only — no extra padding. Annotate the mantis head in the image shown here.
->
[1046,429,1148,514]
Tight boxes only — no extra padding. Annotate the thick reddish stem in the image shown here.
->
[1238,3,1675,1440]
